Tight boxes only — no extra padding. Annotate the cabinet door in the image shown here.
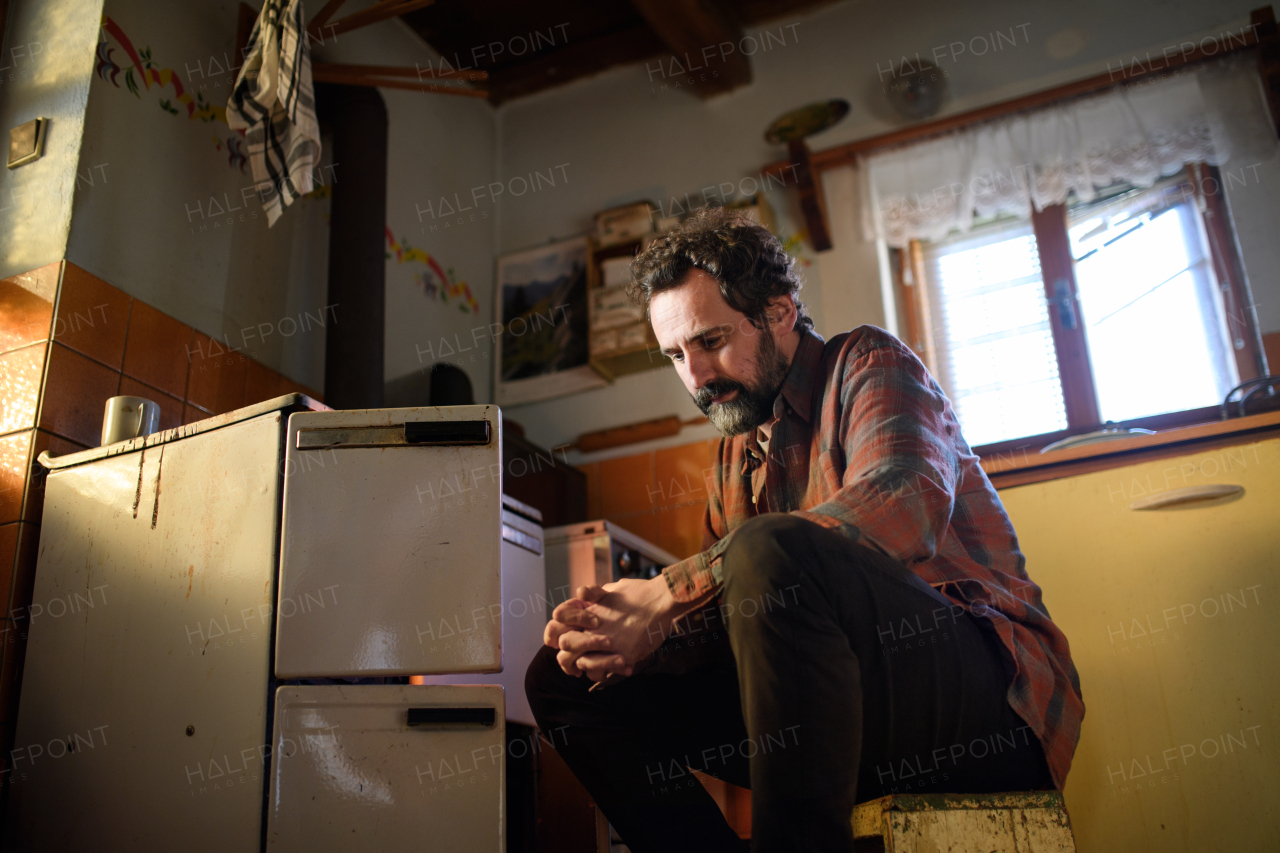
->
[267,685,505,852]
[999,436,1280,853]
[275,407,502,678]
[8,414,283,852]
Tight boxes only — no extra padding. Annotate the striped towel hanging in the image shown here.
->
[227,0,321,227]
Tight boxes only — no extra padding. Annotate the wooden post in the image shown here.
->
[787,139,832,252]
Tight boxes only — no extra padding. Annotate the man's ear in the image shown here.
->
[765,295,798,332]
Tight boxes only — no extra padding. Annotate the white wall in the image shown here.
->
[63,0,496,395]
[493,0,1280,451]
[0,0,105,278]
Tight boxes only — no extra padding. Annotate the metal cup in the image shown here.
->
[100,396,161,446]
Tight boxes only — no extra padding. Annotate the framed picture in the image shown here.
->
[495,236,607,406]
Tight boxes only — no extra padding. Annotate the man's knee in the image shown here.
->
[524,644,564,725]
[727,512,814,596]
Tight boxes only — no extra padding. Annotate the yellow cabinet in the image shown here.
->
[998,436,1279,853]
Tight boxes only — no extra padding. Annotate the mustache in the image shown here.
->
[694,379,747,413]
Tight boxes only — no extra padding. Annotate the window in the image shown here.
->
[897,167,1260,451]
[922,221,1066,447]
[1068,181,1237,422]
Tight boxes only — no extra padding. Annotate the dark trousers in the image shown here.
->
[525,514,1053,852]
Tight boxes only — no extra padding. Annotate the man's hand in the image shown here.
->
[544,577,691,682]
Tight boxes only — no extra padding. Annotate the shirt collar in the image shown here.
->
[778,328,825,426]
[738,328,824,474]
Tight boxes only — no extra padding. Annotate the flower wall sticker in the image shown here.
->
[95,15,248,173]
[386,229,480,314]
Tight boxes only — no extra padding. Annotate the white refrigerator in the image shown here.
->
[7,396,520,852]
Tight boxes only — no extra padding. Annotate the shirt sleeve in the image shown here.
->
[791,336,962,564]
[662,438,731,603]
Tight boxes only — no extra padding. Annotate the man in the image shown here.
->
[525,208,1083,852]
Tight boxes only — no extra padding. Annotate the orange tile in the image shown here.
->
[0,432,32,525]
[0,343,47,436]
[0,264,57,354]
[55,263,130,369]
[185,332,249,414]
[656,501,708,560]
[119,377,182,433]
[654,440,715,511]
[22,430,86,524]
[244,359,287,406]
[0,524,16,619]
[38,343,120,447]
[598,452,655,517]
[122,300,193,400]
[183,403,212,426]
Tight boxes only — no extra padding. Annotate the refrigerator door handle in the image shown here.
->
[406,707,497,727]
[295,421,491,449]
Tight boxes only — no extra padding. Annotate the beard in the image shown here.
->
[693,329,791,436]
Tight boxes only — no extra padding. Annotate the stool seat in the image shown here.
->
[851,791,1077,852]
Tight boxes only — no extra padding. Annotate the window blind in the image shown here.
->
[922,219,1067,447]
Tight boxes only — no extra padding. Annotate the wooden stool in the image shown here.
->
[851,792,1077,852]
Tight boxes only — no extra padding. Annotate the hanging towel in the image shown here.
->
[227,0,320,227]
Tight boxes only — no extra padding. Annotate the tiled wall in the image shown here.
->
[0,260,321,767]
[577,437,721,561]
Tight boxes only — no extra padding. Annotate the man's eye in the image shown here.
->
[667,352,683,363]
[702,336,723,349]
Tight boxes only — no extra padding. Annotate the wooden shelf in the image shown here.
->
[586,236,665,382]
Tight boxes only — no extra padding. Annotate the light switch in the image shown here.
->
[8,118,47,169]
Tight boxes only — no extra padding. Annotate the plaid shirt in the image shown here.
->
[663,326,1083,789]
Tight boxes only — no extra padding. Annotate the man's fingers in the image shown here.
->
[576,585,607,603]
[576,652,633,683]
[551,598,599,629]
[555,649,583,677]
[543,619,570,649]
[558,631,612,655]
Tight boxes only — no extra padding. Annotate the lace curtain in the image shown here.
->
[859,56,1276,247]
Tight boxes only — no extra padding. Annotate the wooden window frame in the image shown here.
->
[892,164,1264,457]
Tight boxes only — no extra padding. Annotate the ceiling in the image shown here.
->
[399,0,843,104]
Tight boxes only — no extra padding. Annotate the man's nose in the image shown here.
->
[685,352,717,390]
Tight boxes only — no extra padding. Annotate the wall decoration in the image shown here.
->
[495,236,606,406]
[95,16,244,172]
[386,229,479,314]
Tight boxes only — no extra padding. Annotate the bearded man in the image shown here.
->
[525,208,1083,853]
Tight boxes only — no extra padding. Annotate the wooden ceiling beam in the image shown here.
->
[306,0,348,41]
[484,23,667,104]
[627,0,752,97]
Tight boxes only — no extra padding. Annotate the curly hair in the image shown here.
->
[627,207,812,332]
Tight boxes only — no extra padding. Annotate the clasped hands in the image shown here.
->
[542,575,685,683]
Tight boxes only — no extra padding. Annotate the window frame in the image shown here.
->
[891,163,1265,456]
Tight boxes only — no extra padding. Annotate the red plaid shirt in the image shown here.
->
[663,326,1083,789]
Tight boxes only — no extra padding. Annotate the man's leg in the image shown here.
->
[526,626,752,853]
[723,514,1052,852]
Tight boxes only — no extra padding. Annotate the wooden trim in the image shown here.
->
[1252,6,1280,137]
[1192,163,1268,379]
[1263,330,1280,374]
[983,409,1280,488]
[761,23,1262,178]
[306,0,347,40]
[325,0,435,38]
[312,63,488,82]
[1030,204,1100,430]
[788,140,832,251]
[310,66,488,98]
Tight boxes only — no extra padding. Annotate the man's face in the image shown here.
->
[650,269,791,436]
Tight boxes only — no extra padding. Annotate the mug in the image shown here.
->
[101,396,161,446]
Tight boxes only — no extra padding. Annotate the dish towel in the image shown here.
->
[227,0,321,227]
